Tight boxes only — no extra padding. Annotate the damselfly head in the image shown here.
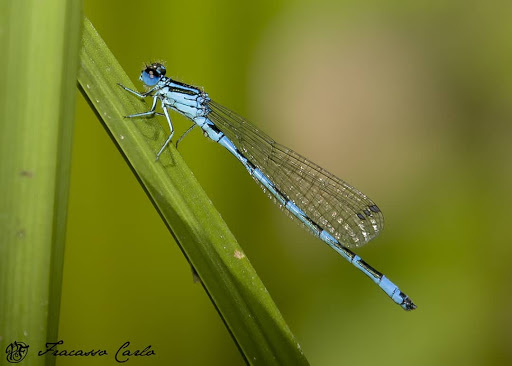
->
[139,63,166,86]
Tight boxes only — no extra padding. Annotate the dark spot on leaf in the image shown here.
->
[20,170,33,178]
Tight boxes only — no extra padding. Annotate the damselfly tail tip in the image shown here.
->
[402,297,417,311]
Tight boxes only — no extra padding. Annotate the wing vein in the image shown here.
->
[207,100,384,247]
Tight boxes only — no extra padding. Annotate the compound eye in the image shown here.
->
[154,63,166,76]
[140,63,166,86]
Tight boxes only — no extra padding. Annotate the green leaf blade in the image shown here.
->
[78,17,309,366]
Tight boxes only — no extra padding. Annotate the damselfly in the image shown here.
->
[118,63,416,310]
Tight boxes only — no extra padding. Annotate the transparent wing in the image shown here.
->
[208,100,384,248]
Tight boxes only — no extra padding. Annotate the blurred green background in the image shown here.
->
[60,0,512,365]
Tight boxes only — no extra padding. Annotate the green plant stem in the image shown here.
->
[0,1,82,365]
